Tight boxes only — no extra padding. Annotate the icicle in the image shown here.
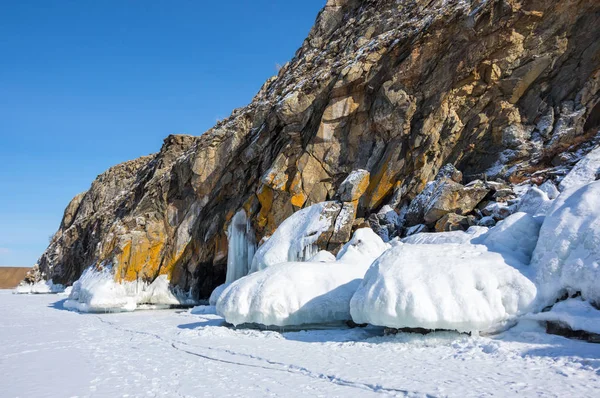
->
[225,209,257,283]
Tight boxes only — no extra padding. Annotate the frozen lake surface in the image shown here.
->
[2,290,600,397]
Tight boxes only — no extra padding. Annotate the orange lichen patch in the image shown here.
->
[365,161,396,210]
[290,191,307,208]
[256,184,274,230]
[115,229,167,283]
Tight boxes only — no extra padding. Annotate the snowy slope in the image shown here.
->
[2,291,600,398]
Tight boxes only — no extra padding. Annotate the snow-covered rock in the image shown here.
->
[401,226,488,245]
[531,181,600,307]
[523,298,600,335]
[249,202,340,272]
[350,244,537,333]
[216,261,368,327]
[517,186,553,216]
[559,146,600,192]
[64,268,186,312]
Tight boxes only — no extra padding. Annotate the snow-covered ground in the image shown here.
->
[2,290,600,398]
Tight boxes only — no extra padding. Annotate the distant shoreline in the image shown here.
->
[0,267,31,289]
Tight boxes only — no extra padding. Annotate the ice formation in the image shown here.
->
[558,146,600,192]
[64,267,184,312]
[216,229,386,327]
[225,210,257,283]
[14,280,65,294]
[216,261,368,327]
[531,181,600,307]
[350,244,537,333]
[249,202,337,272]
[209,283,230,306]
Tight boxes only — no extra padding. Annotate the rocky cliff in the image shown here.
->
[37,0,600,299]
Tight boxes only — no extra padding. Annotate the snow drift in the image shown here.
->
[350,244,537,333]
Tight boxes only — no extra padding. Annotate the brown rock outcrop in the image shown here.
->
[35,0,600,299]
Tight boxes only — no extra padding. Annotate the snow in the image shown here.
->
[216,261,368,327]
[64,267,187,313]
[3,290,600,398]
[14,279,65,294]
[559,146,600,191]
[250,202,337,272]
[531,180,600,307]
[225,209,256,283]
[524,298,600,335]
[350,244,537,333]
[401,226,488,245]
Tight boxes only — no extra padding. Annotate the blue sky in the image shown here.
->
[0,0,325,267]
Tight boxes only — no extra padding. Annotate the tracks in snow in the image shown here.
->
[94,316,438,397]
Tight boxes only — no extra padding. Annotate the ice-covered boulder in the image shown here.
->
[559,146,600,192]
[336,228,389,265]
[250,202,341,272]
[350,244,537,333]
[531,181,600,307]
[64,268,186,312]
[216,261,368,327]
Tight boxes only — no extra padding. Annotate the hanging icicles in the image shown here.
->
[225,209,257,283]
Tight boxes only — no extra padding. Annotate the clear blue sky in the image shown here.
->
[0,0,325,267]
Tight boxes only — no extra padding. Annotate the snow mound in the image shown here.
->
[217,261,368,327]
[350,244,537,333]
[401,226,488,245]
[308,250,336,262]
[473,212,541,266]
[64,268,182,313]
[15,280,65,294]
[559,146,600,192]
[336,228,389,265]
[524,298,600,335]
[250,202,338,272]
[531,181,600,307]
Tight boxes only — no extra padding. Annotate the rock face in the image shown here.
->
[36,0,600,299]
